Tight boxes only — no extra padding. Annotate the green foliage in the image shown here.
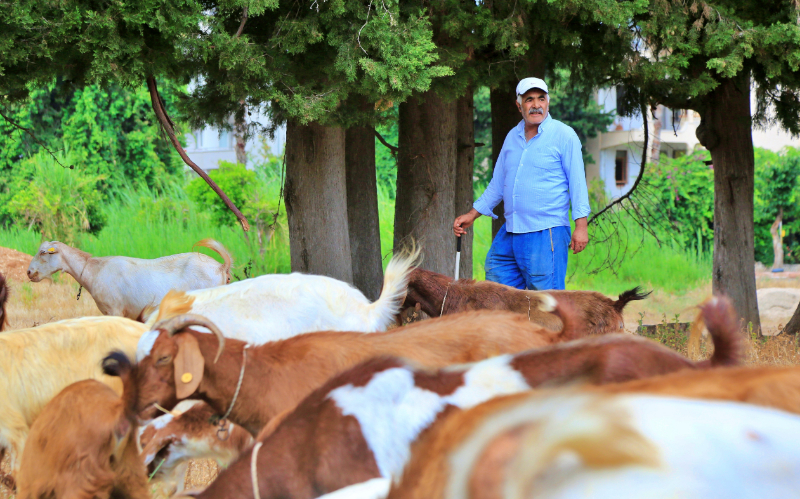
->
[186,161,256,228]
[4,149,107,244]
[645,151,715,249]
[473,86,492,189]
[754,148,800,264]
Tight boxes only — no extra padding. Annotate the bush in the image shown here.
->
[4,150,106,244]
[645,151,714,250]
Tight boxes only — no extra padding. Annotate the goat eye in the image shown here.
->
[156,356,171,365]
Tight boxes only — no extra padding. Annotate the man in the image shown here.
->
[453,77,590,290]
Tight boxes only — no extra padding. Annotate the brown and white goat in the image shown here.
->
[140,401,254,498]
[0,272,7,331]
[17,352,148,499]
[133,295,581,436]
[186,296,740,499]
[387,390,800,499]
[400,267,650,334]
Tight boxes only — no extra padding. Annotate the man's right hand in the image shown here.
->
[453,209,481,236]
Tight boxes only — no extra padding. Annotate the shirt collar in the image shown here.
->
[516,112,552,140]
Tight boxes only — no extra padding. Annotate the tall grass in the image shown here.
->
[1,179,710,294]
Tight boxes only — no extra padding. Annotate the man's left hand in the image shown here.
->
[570,218,589,254]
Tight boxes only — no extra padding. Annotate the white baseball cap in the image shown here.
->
[516,77,548,96]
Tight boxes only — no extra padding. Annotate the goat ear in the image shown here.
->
[174,335,204,399]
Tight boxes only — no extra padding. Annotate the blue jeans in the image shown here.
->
[485,224,570,290]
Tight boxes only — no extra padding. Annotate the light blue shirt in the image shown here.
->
[473,113,591,233]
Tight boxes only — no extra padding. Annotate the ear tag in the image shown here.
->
[181,372,193,383]
[47,248,55,253]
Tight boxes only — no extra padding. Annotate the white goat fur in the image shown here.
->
[27,239,232,320]
[446,393,800,499]
[138,249,418,356]
[0,316,146,472]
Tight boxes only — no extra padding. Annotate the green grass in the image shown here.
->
[1,184,710,294]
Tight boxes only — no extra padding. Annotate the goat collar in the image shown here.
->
[251,441,263,499]
[215,343,249,440]
[439,281,453,316]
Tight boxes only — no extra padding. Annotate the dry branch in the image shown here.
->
[146,76,250,232]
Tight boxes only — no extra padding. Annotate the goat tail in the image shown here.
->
[102,351,138,417]
[534,293,584,341]
[699,295,742,367]
[613,286,652,313]
[367,244,421,330]
[193,239,234,283]
[0,272,7,331]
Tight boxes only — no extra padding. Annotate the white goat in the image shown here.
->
[136,249,418,359]
[0,316,146,480]
[27,239,232,320]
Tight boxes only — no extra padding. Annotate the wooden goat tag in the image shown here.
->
[174,335,204,399]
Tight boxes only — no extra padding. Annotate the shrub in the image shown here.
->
[5,150,106,244]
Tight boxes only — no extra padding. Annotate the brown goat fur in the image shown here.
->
[17,352,148,499]
[134,305,582,436]
[592,365,800,414]
[140,401,253,497]
[184,297,741,499]
[0,273,7,331]
[401,267,650,334]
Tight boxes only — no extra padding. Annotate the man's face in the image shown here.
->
[516,88,548,127]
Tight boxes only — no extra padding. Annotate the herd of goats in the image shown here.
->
[0,237,798,498]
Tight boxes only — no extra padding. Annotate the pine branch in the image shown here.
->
[373,129,399,154]
[0,107,72,169]
[146,76,250,232]
[589,98,649,225]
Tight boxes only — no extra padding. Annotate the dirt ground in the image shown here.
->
[1,245,799,494]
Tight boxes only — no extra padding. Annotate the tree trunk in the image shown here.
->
[394,90,457,276]
[234,101,247,165]
[345,124,383,300]
[456,88,475,279]
[696,73,760,333]
[285,121,353,283]
[770,209,784,270]
[649,105,662,165]
[489,84,518,238]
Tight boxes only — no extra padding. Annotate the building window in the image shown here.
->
[615,150,628,186]
[219,130,229,150]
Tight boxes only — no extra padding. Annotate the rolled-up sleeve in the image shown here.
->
[473,147,505,219]
[562,132,591,220]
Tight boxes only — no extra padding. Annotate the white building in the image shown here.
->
[184,110,286,171]
[585,86,800,198]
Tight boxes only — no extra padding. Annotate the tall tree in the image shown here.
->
[620,0,800,332]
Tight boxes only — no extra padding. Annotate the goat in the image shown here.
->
[133,294,581,436]
[400,267,650,334]
[26,239,232,320]
[593,364,800,413]
[0,316,146,481]
[140,401,254,498]
[387,391,800,499]
[17,352,149,499]
[137,249,419,348]
[186,296,739,499]
[0,272,7,331]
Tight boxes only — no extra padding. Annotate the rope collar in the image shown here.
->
[251,441,264,499]
[76,261,88,301]
[440,281,453,316]
[216,344,249,440]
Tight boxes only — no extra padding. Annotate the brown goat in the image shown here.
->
[16,352,148,499]
[0,273,7,331]
[133,295,581,436]
[401,267,650,334]
[140,401,254,498]
[183,296,740,499]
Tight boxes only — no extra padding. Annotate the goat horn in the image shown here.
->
[155,314,226,363]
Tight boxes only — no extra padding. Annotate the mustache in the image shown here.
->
[528,107,545,115]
